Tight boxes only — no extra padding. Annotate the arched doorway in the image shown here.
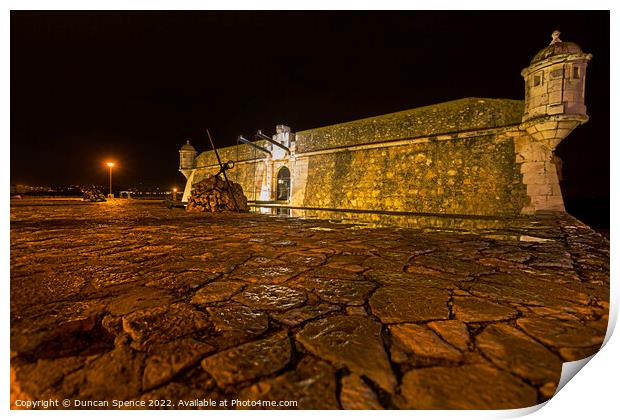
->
[276,167,291,201]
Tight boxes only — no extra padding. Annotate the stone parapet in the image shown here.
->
[295,98,524,154]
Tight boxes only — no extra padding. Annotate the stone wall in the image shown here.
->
[296,132,529,217]
[186,97,545,217]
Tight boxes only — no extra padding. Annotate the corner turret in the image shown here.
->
[179,140,197,179]
[516,31,593,214]
[520,30,592,150]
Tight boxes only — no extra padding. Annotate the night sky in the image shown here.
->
[10,11,609,203]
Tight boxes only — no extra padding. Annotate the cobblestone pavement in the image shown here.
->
[10,199,610,409]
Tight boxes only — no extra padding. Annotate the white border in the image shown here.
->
[3,2,617,420]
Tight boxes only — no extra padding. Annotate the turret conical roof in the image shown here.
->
[180,140,196,151]
[530,30,583,65]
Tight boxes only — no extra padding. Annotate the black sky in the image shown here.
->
[10,11,609,201]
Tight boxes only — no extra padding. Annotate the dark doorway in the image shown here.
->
[277,167,291,201]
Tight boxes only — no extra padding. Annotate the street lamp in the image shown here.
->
[106,162,115,198]
[172,187,178,201]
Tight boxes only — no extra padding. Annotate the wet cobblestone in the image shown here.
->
[10,199,610,409]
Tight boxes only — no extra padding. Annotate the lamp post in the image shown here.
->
[173,187,178,201]
[106,162,115,198]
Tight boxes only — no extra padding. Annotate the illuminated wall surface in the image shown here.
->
[187,99,563,217]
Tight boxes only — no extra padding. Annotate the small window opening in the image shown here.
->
[573,66,580,79]
[533,75,541,86]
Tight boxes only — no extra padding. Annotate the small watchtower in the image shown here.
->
[520,30,593,150]
[179,140,197,179]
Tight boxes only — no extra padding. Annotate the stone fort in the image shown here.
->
[178,31,592,220]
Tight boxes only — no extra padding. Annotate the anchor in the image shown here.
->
[206,129,240,211]
[215,159,235,177]
[167,129,240,210]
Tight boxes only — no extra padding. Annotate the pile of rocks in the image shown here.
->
[81,186,107,202]
[186,175,249,212]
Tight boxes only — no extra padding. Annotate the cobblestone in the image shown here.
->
[390,324,463,362]
[190,281,245,305]
[237,356,338,409]
[452,296,519,323]
[339,373,383,410]
[142,338,214,391]
[427,320,471,352]
[296,315,397,393]
[233,284,306,311]
[201,331,291,388]
[369,286,451,323]
[10,199,609,409]
[397,364,538,409]
[475,324,562,386]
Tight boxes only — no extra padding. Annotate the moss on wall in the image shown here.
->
[295,98,524,153]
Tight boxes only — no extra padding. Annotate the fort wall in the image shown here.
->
[296,129,529,216]
[190,98,538,217]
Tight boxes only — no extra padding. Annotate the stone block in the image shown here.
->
[476,324,562,386]
[547,104,564,114]
[527,183,553,197]
[531,195,548,209]
[516,143,549,162]
[296,315,397,393]
[390,324,462,361]
[548,91,563,104]
[555,127,574,140]
[541,129,560,140]
[536,121,559,132]
[545,195,565,211]
[201,332,291,387]
[549,78,563,89]
[398,364,537,409]
[340,374,383,409]
[521,167,547,185]
[543,162,560,176]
